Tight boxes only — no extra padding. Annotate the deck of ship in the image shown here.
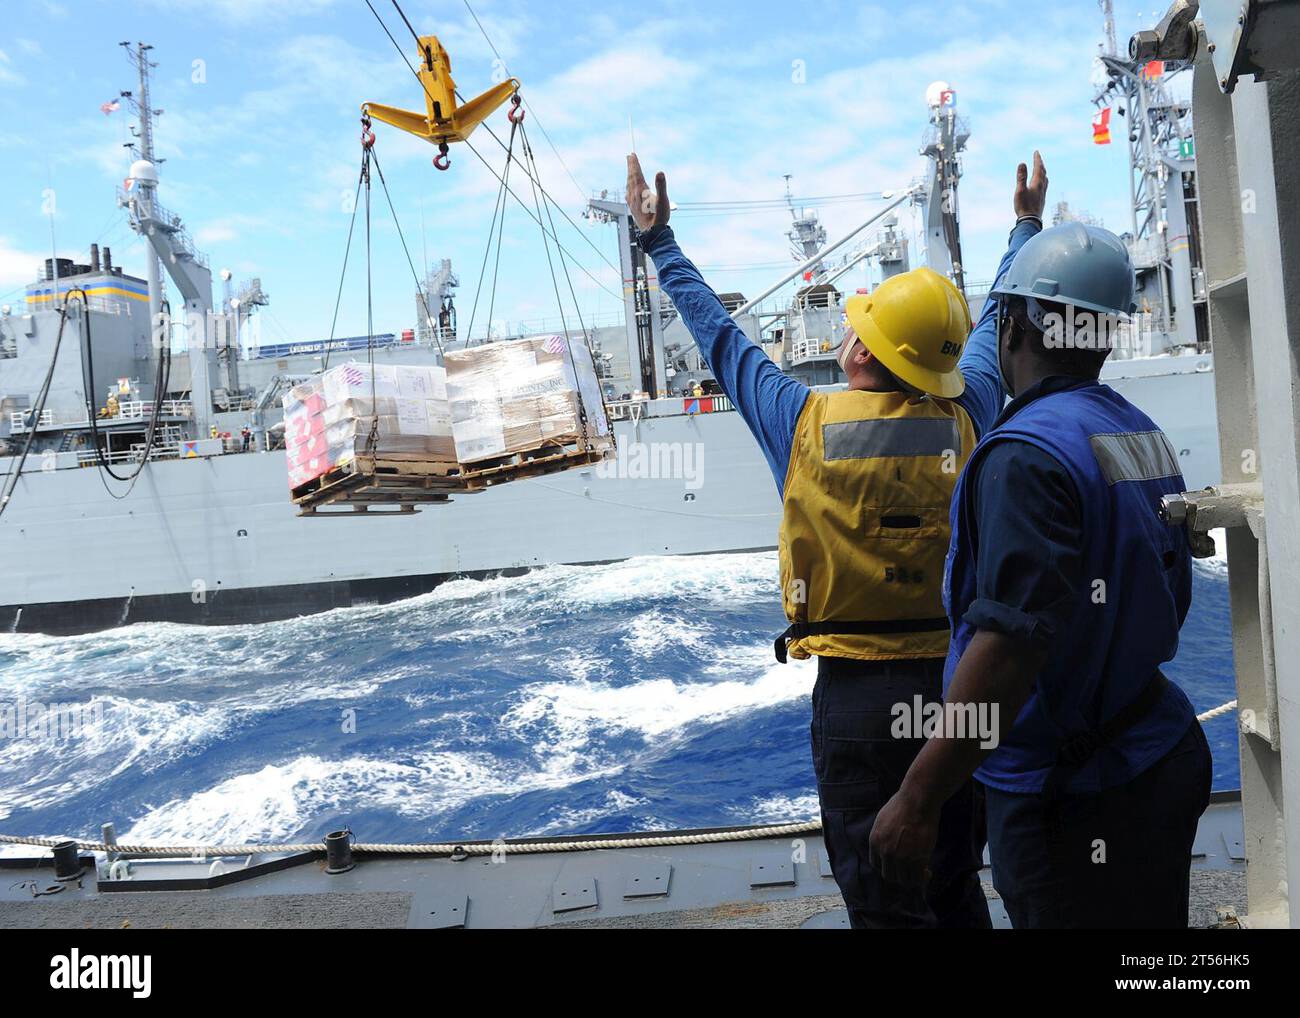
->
[0,794,1246,930]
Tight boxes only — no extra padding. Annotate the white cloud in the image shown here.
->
[0,236,61,290]
[0,49,25,87]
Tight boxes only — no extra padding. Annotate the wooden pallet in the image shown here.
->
[457,435,614,486]
[291,436,614,516]
[292,457,474,516]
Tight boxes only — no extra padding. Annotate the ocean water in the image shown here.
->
[0,548,1236,849]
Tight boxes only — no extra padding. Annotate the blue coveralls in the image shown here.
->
[944,376,1212,927]
[641,220,1040,927]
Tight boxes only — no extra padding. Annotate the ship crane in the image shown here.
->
[289,8,614,516]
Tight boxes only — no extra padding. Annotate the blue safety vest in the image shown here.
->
[944,380,1196,794]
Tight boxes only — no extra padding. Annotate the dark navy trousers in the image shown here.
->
[811,655,992,929]
[984,721,1212,928]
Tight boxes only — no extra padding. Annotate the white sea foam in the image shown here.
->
[0,694,230,820]
[0,550,813,843]
[503,654,814,754]
[738,792,820,824]
[121,745,629,845]
[532,790,652,834]
[619,609,713,659]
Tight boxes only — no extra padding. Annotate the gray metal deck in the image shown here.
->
[0,795,1246,929]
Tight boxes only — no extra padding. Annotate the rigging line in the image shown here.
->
[459,0,588,202]
[0,306,70,521]
[388,0,422,47]
[521,124,596,438]
[323,165,365,371]
[369,147,444,356]
[465,136,513,345]
[519,98,589,204]
[521,126,572,346]
[523,123,591,356]
[461,136,619,301]
[364,147,379,456]
[78,288,171,496]
[472,115,618,274]
[360,0,619,300]
[485,117,520,341]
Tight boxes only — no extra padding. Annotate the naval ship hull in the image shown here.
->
[2,408,781,635]
[1,354,1218,636]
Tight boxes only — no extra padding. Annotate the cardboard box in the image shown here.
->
[444,335,610,464]
[283,361,455,490]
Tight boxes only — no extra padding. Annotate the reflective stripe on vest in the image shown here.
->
[822,417,961,461]
[778,389,975,662]
[1089,430,1181,485]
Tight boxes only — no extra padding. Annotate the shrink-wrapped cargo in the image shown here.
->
[283,361,454,491]
[443,335,611,464]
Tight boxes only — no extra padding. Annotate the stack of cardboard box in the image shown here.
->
[444,335,611,465]
[283,362,454,490]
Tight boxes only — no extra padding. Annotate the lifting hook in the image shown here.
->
[433,142,451,172]
[507,93,525,125]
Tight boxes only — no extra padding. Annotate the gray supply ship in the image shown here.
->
[0,32,1214,636]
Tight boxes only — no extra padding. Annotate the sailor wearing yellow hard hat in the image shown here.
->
[627,150,1049,928]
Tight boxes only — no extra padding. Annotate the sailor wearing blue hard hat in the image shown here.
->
[870,217,1212,928]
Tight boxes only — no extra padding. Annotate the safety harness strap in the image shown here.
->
[1044,670,1170,793]
[1040,670,1171,853]
[774,618,950,663]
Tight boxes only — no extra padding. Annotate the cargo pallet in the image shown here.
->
[291,457,474,516]
[456,434,614,487]
[291,435,613,516]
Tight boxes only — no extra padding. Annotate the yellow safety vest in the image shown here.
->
[777,389,976,662]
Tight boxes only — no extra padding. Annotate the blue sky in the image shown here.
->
[0,0,1166,345]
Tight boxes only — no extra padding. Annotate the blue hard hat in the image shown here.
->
[991,222,1137,327]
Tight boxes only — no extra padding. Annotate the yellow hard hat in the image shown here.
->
[844,267,971,399]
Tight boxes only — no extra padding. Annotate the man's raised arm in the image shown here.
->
[954,151,1049,438]
[627,155,809,492]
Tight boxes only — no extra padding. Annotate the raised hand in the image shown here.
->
[1014,150,1048,220]
[626,153,670,232]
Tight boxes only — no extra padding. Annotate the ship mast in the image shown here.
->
[1092,3,1202,352]
[119,42,165,334]
[116,42,218,436]
[920,81,969,295]
[783,175,829,283]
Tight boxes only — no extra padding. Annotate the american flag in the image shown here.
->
[543,336,566,354]
[100,99,120,115]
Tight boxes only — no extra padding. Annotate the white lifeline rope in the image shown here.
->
[0,820,823,859]
[0,701,1239,859]
[1196,699,1237,723]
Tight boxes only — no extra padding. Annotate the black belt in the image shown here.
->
[1047,670,1170,788]
[1041,670,1171,850]
[774,617,949,663]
